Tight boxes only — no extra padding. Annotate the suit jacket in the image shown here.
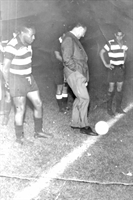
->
[61,32,89,81]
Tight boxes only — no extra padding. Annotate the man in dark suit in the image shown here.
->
[60,23,98,136]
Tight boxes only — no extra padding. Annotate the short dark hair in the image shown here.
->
[75,23,86,29]
[18,24,35,34]
[115,29,124,36]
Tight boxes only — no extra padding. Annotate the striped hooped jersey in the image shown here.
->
[4,36,32,75]
[104,39,128,66]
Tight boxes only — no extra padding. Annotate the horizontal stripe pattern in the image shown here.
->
[110,60,124,65]
[104,39,128,65]
[10,63,31,70]
[109,57,125,62]
[108,52,124,58]
[4,36,33,75]
[12,57,32,65]
[16,46,32,56]
[110,44,127,51]
[10,67,32,75]
[5,45,17,55]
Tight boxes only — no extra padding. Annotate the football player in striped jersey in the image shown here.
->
[2,25,53,144]
[100,30,128,116]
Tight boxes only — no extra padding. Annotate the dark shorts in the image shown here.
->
[107,66,125,83]
[9,73,38,97]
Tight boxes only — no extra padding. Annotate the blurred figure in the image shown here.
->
[60,23,98,136]
[51,38,68,113]
[100,30,128,116]
[0,38,12,126]
[2,25,53,144]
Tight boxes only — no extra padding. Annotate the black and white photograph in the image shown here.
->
[0,0,133,199]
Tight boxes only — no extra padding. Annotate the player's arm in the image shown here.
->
[2,58,11,87]
[99,48,114,70]
[54,51,62,62]
[3,43,15,86]
[61,37,76,71]
[124,46,128,63]
[99,48,107,66]
[124,52,127,63]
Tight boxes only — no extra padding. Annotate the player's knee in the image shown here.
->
[116,83,123,92]
[35,99,42,109]
[16,105,25,115]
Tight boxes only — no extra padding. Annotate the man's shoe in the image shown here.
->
[116,107,125,114]
[80,127,98,136]
[107,109,115,116]
[59,107,65,113]
[34,129,53,139]
[71,126,80,130]
[59,107,69,114]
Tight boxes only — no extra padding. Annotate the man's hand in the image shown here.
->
[5,90,11,103]
[54,51,62,62]
[5,82,9,90]
[105,63,114,70]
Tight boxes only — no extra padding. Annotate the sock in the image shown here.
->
[34,117,43,133]
[62,97,68,109]
[4,101,12,118]
[116,91,123,109]
[56,99,63,111]
[15,125,23,138]
[107,91,115,111]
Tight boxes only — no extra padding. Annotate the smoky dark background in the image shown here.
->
[1,0,133,97]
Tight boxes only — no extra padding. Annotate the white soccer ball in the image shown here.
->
[95,121,109,135]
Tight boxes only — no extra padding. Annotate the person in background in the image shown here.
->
[0,37,12,126]
[2,25,53,144]
[100,30,128,116]
[60,23,98,136]
[51,38,68,113]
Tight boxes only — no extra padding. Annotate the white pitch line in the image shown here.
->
[107,103,133,128]
[13,136,98,200]
[13,102,133,200]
